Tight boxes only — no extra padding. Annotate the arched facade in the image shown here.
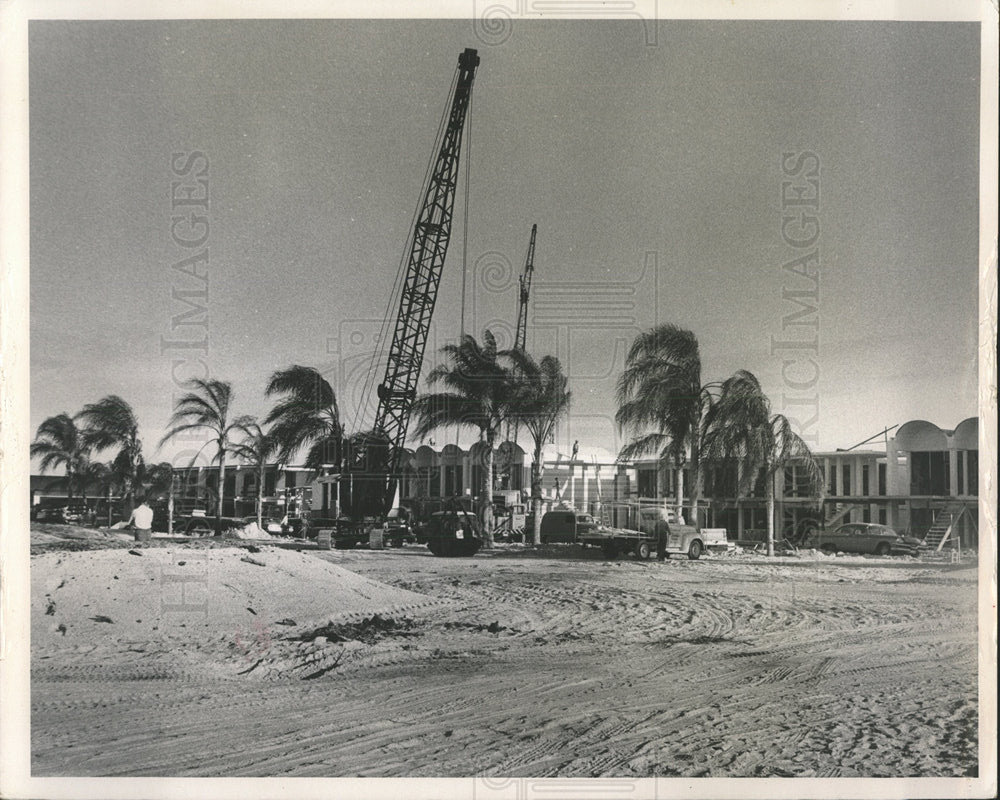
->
[30,418,980,548]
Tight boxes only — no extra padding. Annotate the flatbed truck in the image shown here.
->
[578,506,729,561]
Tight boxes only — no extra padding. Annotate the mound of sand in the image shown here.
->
[31,546,442,652]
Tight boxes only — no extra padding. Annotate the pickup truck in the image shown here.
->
[538,508,599,544]
[579,507,728,560]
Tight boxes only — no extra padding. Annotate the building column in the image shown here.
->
[581,464,589,512]
[948,444,959,497]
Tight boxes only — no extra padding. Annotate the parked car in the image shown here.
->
[539,509,599,544]
[814,523,921,556]
[33,502,88,524]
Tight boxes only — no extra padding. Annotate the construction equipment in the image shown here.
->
[498,224,538,478]
[337,48,481,542]
[514,224,537,354]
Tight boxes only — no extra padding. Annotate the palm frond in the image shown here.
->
[160,379,236,469]
[412,332,516,453]
[617,432,671,463]
[262,365,341,464]
[76,395,139,451]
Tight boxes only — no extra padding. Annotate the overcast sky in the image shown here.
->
[29,19,980,465]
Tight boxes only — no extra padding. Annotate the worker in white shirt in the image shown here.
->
[127,499,155,543]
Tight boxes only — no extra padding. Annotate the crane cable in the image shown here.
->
[353,66,461,434]
[459,81,473,339]
[454,80,474,454]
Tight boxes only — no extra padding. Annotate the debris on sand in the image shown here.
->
[443,620,513,634]
[297,614,420,645]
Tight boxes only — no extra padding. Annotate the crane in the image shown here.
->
[514,223,537,354]
[345,48,480,524]
[498,224,537,495]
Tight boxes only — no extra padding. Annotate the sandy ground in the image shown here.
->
[30,524,979,778]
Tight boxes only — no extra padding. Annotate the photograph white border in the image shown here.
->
[1,2,996,799]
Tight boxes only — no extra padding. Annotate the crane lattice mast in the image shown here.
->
[503,224,537,457]
[514,223,537,354]
[371,48,480,510]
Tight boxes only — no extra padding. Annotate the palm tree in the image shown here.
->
[160,378,238,534]
[77,457,104,506]
[504,350,571,545]
[230,416,277,528]
[411,330,514,546]
[76,395,143,514]
[701,370,822,556]
[264,365,343,472]
[82,460,120,527]
[615,324,712,524]
[31,413,90,499]
[138,461,174,500]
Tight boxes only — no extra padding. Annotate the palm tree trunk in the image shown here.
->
[257,463,265,528]
[675,454,685,522]
[531,441,544,546]
[168,477,175,536]
[216,452,227,536]
[130,443,142,514]
[689,437,702,528]
[481,434,495,548]
[766,469,776,557]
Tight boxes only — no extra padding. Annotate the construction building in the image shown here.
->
[30,417,979,549]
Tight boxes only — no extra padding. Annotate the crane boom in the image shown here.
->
[500,224,538,463]
[513,223,537,353]
[371,47,480,510]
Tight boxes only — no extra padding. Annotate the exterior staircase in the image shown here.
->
[922,501,972,551]
[823,503,863,529]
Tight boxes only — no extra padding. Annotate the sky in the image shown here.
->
[28,19,981,468]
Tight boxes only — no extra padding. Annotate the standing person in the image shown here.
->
[656,516,670,561]
[127,497,154,543]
